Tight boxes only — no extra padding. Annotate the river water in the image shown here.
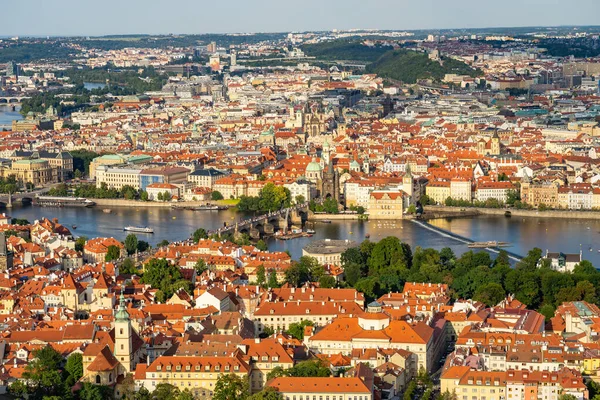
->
[0,105,22,127]
[5,205,600,265]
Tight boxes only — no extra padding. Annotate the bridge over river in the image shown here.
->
[209,203,309,240]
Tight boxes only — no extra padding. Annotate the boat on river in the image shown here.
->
[124,226,154,234]
[34,196,95,208]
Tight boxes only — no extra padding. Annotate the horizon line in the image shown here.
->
[2,23,600,39]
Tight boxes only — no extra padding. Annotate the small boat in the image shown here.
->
[306,229,316,234]
[321,219,332,223]
[365,233,370,238]
[124,226,154,234]
[468,241,510,248]
[103,209,112,214]
[72,225,77,229]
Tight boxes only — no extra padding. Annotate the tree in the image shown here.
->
[267,270,279,288]
[211,191,224,201]
[319,275,336,288]
[473,282,506,306]
[287,320,314,340]
[558,395,578,400]
[75,236,87,252]
[124,234,139,255]
[105,245,121,261]
[247,387,283,400]
[141,258,190,301]
[137,240,150,253]
[195,259,208,275]
[65,352,83,386]
[152,383,180,400]
[213,373,250,400]
[162,191,172,202]
[322,198,339,213]
[157,239,170,247]
[157,192,163,202]
[77,382,114,400]
[193,228,208,242]
[295,195,306,205]
[140,190,149,201]
[407,204,417,214]
[256,265,267,288]
[256,239,268,251]
[121,258,137,275]
[21,345,64,398]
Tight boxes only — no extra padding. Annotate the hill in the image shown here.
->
[302,40,393,62]
[365,49,483,84]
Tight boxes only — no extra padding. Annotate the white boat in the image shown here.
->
[124,226,154,234]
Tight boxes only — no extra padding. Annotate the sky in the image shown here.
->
[2,0,600,37]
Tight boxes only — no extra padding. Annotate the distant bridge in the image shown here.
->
[0,97,31,104]
[208,203,309,239]
[0,187,51,207]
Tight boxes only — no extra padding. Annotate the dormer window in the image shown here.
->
[166,366,172,371]
[157,366,162,371]
[195,365,200,371]
[234,365,239,371]
[225,365,230,371]
[215,366,220,372]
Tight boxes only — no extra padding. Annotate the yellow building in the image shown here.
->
[426,181,451,205]
[521,179,559,208]
[0,159,53,186]
[368,190,405,219]
[441,366,507,400]
[134,354,250,397]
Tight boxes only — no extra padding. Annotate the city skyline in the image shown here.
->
[3,0,600,37]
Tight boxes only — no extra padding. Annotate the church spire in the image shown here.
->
[115,288,129,322]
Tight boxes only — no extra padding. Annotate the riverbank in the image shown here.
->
[308,213,360,221]
[424,206,600,220]
[90,199,233,209]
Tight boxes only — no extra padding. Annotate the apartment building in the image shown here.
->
[267,377,373,400]
[475,181,515,203]
[368,190,405,219]
[134,354,250,397]
[188,168,227,189]
[95,166,143,190]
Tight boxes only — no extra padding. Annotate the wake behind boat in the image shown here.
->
[123,226,154,234]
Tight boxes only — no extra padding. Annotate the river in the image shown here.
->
[4,205,599,265]
[0,104,22,127]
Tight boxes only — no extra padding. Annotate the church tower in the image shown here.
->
[114,291,134,373]
[491,130,500,156]
[403,163,414,204]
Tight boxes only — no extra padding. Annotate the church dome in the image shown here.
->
[306,158,323,173]
[350,159,360,169]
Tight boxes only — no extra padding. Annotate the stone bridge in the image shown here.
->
[0,187,50,208]
[0,97,31,104]
[209,203,309,240]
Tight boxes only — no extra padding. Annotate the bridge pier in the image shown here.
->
[6,194,12,209]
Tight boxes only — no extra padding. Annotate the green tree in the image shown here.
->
[256,239,268,251]
[193,228,208,242]
[319,275,336,288]
[322,198,339,213]
[124,234,139,255]
[152,383,180,400]
[295,195,306,205]
[78,382,114,400]
[105,245,121,261]
[211,191,224,201]
[267,270,279,288]
[407,204,417,214]
[140,190,149,201]
[213,373,250,400]
[157,239,170,247]
[120,258,137,275]
[141,258,190,301]
[256,265,267,288]
[473,282,506,306]
[21,345,64,398]
[247,387,283,400]
[195,259,208,275]
[75,236,87,252]
[157,192,164,202]
[65,352,83,384]
[287,320,314,340]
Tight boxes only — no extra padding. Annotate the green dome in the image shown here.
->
[306,158,322,173]
[350,159,360,169]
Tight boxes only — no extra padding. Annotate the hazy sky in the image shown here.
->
[3,0,600,37]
